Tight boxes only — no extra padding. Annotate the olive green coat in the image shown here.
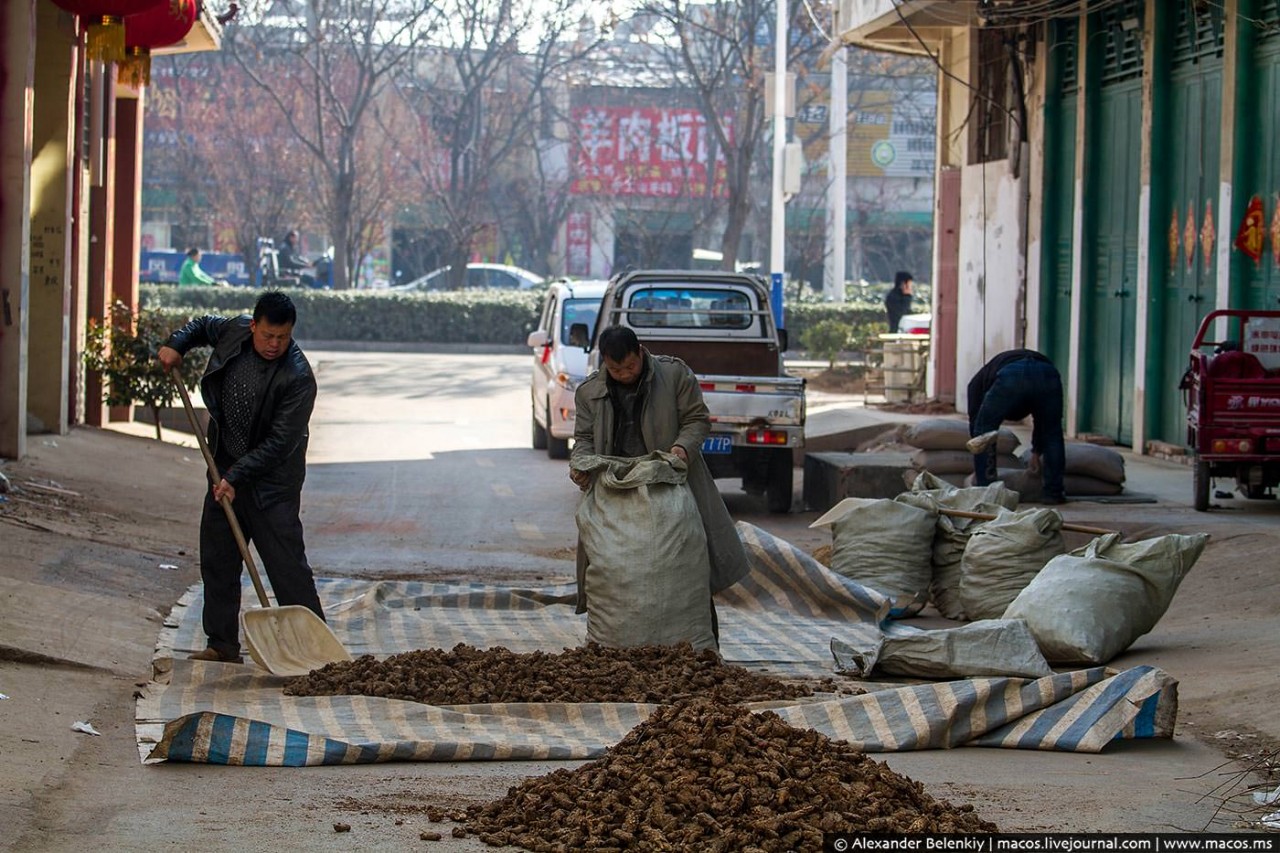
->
[570,351,751,613]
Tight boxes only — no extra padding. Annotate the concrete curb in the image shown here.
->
[299,340,528,355]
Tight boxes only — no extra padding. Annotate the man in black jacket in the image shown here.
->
[158,291,324,663]
[966,348,1066,505]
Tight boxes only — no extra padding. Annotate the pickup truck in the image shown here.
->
[571,269,805,512]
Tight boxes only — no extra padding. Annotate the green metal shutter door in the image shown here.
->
[1242,5,1280,310]
[1155,0,1224,446]
[1040,19,1077,374]
[1082,1,1144,445]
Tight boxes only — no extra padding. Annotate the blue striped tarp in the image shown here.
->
[138,523,1177,765]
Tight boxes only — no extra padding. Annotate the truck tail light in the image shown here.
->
[1211,438,1255,453]
[746,429,788,445]
[700,382,716,392]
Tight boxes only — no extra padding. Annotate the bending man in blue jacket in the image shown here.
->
[967,348,1066,505]
[158,290,324,663]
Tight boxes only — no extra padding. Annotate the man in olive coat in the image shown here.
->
[569,326,750,624]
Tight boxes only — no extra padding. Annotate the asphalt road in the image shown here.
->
[300,350,825,580]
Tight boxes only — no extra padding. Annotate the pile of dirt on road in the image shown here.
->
[286,643,854,705]
[465,698,998,849]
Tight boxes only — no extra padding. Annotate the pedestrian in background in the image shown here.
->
[178,247,219,287]
[157,290,325,663]
[884,270,914,334]
[966,349,1066,505]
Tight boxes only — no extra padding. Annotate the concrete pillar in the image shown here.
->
[108,85,143,423]
[1065,9,1090,439]
[28,1,77,436]
[0,0,36,459]
[84,60,115,428]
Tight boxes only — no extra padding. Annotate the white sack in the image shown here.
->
[870,619,1054,679]
[902,475,1020,620]
[811,497,937,618]
[1003,532,1209,665]
[960,508,1066,620]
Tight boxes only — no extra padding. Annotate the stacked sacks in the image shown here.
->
[1009,442,1127,499]
[1063,443,1126,496]
[900,472,1019,620]
[959,507,1067,620]
[902,418,1023,489]
[810,496,937,618]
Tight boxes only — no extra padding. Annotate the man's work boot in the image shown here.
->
[189,647,245,664]
[965,430,1000,455]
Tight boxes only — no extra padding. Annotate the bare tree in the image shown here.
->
[633,0,825,270]
[223,0,441,289]
[389,0,607,286]
[149,52,311,273]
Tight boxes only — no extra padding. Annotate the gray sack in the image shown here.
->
[575,452,715,650]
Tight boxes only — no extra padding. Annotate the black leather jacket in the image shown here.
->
[165,315,316,507]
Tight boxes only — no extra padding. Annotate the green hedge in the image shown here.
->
[140,285,542,345]
[140,284,892,347]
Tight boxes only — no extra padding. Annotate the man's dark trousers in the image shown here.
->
[972,357,1066,498]
[199,488,324,658]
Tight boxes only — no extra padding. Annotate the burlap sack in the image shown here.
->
[960,508,1066,620]
[904,418,1020,454]
[576,452,715,650]
[1003,532,1209,664]
[913,449,1023,476]
[901,474,1020,620]
[811,497,937,618]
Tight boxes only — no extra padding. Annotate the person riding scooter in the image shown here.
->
[277,230,315,288]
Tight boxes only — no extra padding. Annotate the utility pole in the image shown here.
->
[769,0,787,329]
[824,44,847,304]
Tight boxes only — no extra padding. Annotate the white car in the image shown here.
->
[527,279,608,458]
[897,312,931,335]
[391,262,545,292]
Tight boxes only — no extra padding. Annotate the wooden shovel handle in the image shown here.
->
[172,375,271,608]
[938,507,1117,537]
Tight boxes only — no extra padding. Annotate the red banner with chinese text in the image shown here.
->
[570,107,731,198]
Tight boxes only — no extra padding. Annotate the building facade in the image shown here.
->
[841,0,1280,447]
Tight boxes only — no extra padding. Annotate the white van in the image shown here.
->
[526,279,608,458]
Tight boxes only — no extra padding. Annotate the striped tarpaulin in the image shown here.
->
[138,523,1177,765]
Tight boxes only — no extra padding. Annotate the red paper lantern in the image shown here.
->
[117,0,198,89]
[46,0,167,63]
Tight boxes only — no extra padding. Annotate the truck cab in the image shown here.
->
[573,269,805,512]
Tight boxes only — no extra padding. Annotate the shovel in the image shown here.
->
[171,375,351,676]
[937,507,1117,536]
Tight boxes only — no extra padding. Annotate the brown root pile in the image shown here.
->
[285,643,852,705]
[465,698,997,850]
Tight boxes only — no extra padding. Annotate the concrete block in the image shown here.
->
[803,451,915,512]
[792,421,906,467]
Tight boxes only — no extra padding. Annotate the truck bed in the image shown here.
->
[640,339,783,377]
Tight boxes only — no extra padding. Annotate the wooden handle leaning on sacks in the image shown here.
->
[937,507,1117,537]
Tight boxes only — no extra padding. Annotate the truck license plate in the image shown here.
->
[702,435,733,454]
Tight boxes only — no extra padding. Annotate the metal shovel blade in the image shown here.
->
[241,606,352,677]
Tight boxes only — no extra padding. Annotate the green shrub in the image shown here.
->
[799,319,852,369]
[83,301,209,440]
[140,285,542,345]
[139,284,894,350]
